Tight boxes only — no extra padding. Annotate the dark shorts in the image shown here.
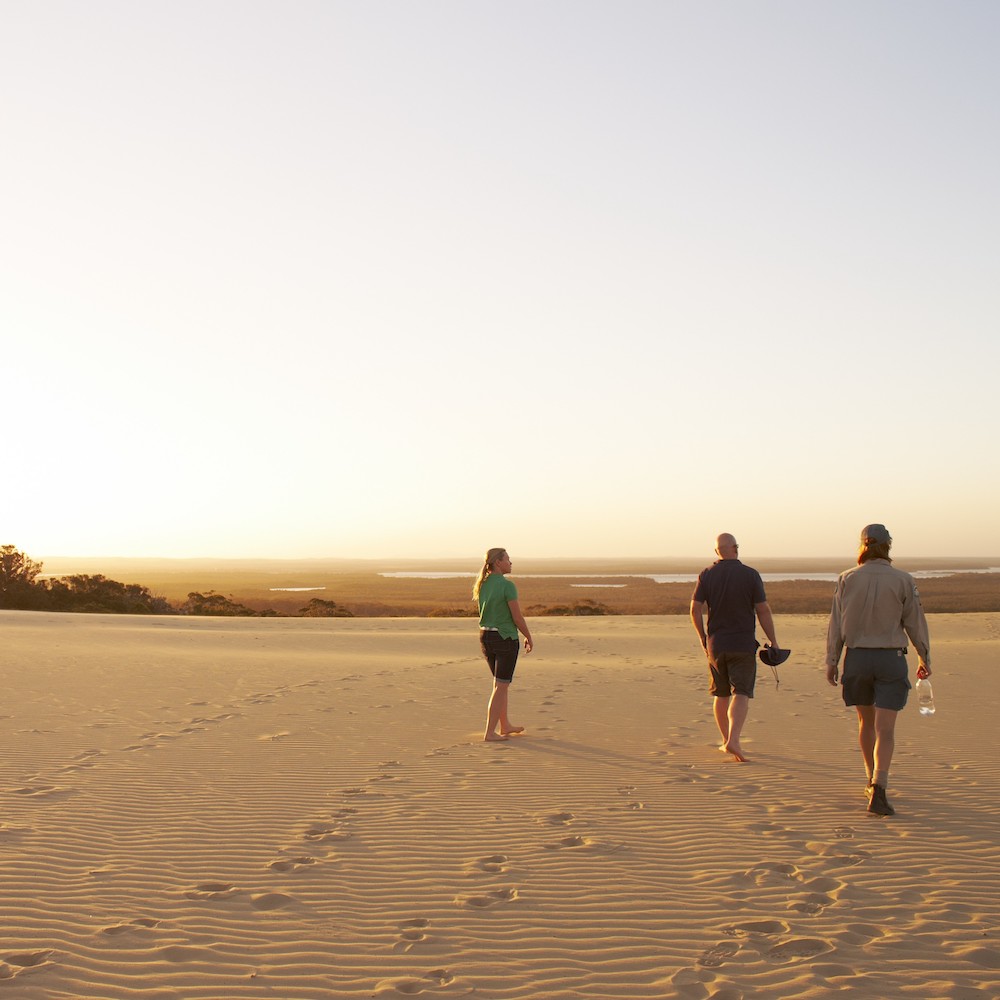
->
[708,650,757,698]
[481,630,519,683]
[842,647,910,711]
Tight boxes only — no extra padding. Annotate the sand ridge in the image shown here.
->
[2,611,999,998]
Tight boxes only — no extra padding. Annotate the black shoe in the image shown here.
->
[868,784,895,816]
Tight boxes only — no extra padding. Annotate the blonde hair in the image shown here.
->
[472,547,507,601]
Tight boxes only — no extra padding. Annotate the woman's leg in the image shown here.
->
[485,680,510,741]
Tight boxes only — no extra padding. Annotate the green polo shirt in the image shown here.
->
[478,574,518,639]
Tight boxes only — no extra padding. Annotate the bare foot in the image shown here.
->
[484,733,508,742]
[723,742,748,762]
[501,726,525,736]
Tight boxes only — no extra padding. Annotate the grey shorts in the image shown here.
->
[709,650,757,699]
[842,647,911,711]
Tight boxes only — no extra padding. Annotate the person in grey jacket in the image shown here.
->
[826,524,931,816]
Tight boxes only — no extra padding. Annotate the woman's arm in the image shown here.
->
[507,599,533,653]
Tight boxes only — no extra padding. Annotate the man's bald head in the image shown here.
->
[715,534,739,559]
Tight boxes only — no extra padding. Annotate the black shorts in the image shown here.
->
[708,650,757,698]
[480,630,519,683]
[842,647,910,711]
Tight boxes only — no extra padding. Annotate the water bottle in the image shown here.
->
[915,674,936,716]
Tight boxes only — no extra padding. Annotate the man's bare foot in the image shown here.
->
[484,732,508,742]
[723,742,748,762]
[501,726,525,736]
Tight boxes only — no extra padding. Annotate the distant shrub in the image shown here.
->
[47,574,175,615]
[181,591,263,617]
[529,599,616,617]
[298,598,353,617]
[1,544,46,608]
[427,607,478,618]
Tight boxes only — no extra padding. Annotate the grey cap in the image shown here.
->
[861,523,892,545]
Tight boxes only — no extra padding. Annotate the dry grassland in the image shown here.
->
[40,557,1000,617]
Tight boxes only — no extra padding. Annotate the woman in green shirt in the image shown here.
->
[473,547,534,741]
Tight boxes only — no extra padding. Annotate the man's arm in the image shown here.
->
[825,587,844,685]
[754,601,778,647]
[901,580,931,673]
[690,600,708,651]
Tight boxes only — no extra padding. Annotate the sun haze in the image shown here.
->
[4,3,998,560]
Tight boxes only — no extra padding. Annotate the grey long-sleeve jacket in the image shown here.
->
[826,559,931,669]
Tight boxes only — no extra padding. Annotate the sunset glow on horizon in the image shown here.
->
[5,2,998,561]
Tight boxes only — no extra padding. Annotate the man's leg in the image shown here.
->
[856,705,876,784]
[858,703,898,815]
[725,694,750,762]
[872,707,898,786]
[713,696,730,746]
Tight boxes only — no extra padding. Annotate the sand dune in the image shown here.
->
[2,610,998,998]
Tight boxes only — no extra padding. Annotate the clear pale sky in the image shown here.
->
[4,2,998,561]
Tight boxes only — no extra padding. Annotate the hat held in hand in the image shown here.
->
[759,644,790,667]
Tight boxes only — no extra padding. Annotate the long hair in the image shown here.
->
[473,547,507,601]
[858,540,892,565]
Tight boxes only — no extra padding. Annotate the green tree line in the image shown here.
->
[0,545,352,618]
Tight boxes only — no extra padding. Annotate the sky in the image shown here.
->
[3,1,998,562]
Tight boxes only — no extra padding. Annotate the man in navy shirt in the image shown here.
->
[690,533,780,762]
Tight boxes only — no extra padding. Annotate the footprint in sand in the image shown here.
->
[808,842,872,867]
[723,919,789,937]
[698,941,740,967]
[184,882,240,901]
[386,969,455,995]
[100,917,160,936]
[0,950,54,978]
[459,888,518,908]
[671,765,713,785]
[544,811,575,826]
[743,862,799,886]
[250,892,294,911]
[468,854,509,874]
[10,783,62,798]
[767,937,833,962]
[302,823,350,844]
[158,945,212,963]
[544,835,593,851]
[788,892,835,915]
[394,918,431,953]
[268,856,317,873]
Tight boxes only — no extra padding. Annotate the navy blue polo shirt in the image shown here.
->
[692,559,767,655]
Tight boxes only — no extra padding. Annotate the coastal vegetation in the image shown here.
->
[529,598,617,616]
[3,546,998,617]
